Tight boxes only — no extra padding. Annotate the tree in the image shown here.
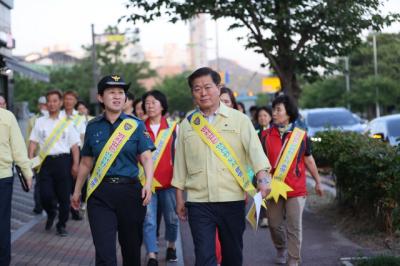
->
[122,0,399,101]
[153,72,194,113]
[300,77,346,109]
[300,33,400,118]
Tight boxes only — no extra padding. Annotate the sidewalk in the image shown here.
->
[180,205,372,266]
[11,215,182,266]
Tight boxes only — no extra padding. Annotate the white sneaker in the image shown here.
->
[275,249,287,264]
[260,218,269,228]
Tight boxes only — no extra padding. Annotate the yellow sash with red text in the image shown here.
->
[188,112,257,197]
[139,122,177,192]
[267,127,306,202]
[86,119,138,201]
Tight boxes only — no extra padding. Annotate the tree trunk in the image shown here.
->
[279,70,301,103]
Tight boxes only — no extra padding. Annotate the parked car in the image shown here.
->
[366,114,400,146]
[300,107,365,137]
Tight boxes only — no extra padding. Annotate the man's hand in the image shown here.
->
[26,178,33,190]
[315,182,324,197]
[176,199,187,221]
[257,182,272,199]
[71,191,81,210]
[141,184,152,206]
[71,163,79,179]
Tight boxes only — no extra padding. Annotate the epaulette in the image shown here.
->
[87,114,104,125]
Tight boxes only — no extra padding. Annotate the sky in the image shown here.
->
[11,0,400,74]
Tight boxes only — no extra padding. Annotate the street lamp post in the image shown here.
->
[372,33,380,117]
[344,56,350,110]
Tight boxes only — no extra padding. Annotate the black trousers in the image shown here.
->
[0,176,13,266]
[33,171,42,212]
[39,154,72,229]
[87,182,146,266]
[187,201,246,266]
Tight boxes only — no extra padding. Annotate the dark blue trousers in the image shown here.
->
[0,176,13,266]
[187,200,246,266]
[87,182,146,266]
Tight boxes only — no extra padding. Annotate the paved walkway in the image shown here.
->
[11,214,182,266]
[10,176,371,266]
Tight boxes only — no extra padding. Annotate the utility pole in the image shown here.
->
[344,56,351,110]
[373,33,380,117]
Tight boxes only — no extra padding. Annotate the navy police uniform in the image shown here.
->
[81,112,155,266]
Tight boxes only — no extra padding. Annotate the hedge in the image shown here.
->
[312,131,400,233]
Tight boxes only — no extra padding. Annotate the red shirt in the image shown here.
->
[145,117,177,190]
[262,126,311,198]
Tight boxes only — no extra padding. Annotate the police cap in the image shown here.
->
[97,74,130,94]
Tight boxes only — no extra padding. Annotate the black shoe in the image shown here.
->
[166,247,177,262]
[71,210,83,221]
[147,258,158,266]
[33,208,43,215]
[45,214,55,231]
[56,227,68,237]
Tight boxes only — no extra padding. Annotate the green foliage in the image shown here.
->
[13,74,50,113]
[300,33,400,117]
[123,0,399,100]
[356,255,400,266]
[255,93,270,107]
[300,77,347,108]
[313,131,400,232]
[153,72,194,113]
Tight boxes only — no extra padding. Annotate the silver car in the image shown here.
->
[366,114,400,146]
[300,107,365,137]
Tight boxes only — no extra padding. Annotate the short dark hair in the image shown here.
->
[132,98,142,116]
[142,90,168,116]
[272,94,299,123]
[188,67,221,90]
[75,100,88,110]
[220,86,238,110]
[256,106,272,121]
[63,90,78,99]
[46,89,63,100]
[126,92,135,102]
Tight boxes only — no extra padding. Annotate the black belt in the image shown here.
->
[103,176,138,184]
[47,153,69,159]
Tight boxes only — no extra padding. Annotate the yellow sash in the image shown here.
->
[71,114,84,128]
[188,112,256,197]
[247,127,306,229]
[139,122,177,192]
[267,127,306,202]
[33,117,72,172]
[86,119,138,201]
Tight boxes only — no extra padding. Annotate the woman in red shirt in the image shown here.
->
[263,95,323,266]
[142,90,179,266]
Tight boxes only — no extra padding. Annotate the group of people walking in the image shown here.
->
[0,66,324,266]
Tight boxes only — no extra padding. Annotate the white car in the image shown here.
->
[366,114,400,146]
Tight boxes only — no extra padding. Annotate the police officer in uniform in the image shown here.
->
[71,75,155,266]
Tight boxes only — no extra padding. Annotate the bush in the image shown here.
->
[312,131,400,233]
[356,255,400,266]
